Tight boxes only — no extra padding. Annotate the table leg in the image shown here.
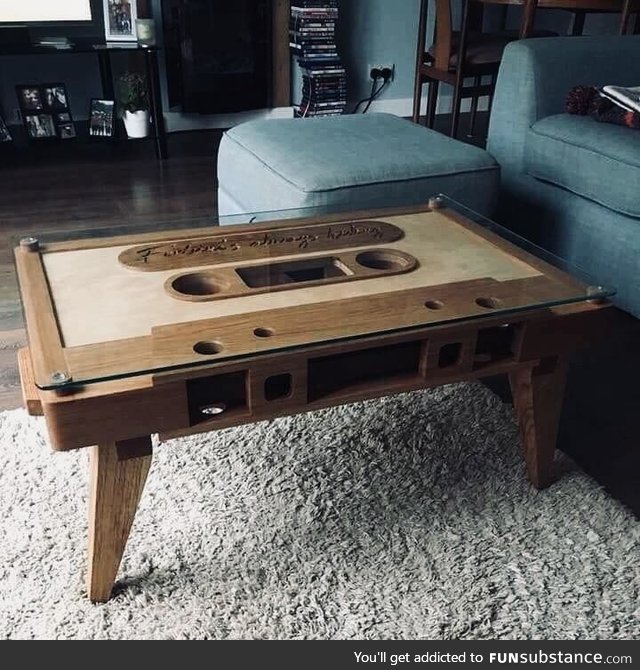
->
[97,50,115,100]
[509,356,568,490]
[144,49,168,160]
[87,436,152,602]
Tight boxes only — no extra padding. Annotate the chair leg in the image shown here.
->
[619,0,640,34]
[572,11,586,35]
[450,80,463,139]
[426,80,439,128]
[412,75,423,124]
[467,76,481,137]
[487,75,498,118]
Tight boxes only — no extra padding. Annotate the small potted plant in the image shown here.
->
[119,71,149,139]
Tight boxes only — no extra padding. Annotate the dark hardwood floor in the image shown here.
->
[1,119,638,516]
[0,129,222,407]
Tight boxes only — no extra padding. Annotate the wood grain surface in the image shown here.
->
[13,246,68,387]
[18,205,596,389]
[39,211,541,349]
[118,220,405,271]
[163,248,418,302]
[86,437,152,602]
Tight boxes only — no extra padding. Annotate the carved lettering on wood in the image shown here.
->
[118,220,404,271]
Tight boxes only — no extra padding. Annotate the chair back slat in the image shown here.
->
[433,0,453,69]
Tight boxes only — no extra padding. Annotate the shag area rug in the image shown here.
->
[0,382,638,640]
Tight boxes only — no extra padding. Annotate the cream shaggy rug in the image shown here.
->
[0,382,638,640]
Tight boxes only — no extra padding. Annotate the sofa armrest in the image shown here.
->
[487,36,640,178]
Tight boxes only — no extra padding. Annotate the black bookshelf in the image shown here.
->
[0,43,167,160]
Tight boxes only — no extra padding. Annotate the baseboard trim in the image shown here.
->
[359,94,490,118]
[162,94,489,133]
[164,106,296,132]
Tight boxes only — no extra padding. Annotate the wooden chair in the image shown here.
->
[412,0,504,138]
[621,0,640,33]
[520,0,640,38]
[412,0,553,139]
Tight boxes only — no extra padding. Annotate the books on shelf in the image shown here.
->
[290,0,346,118]
[292,0,338,6]
[36,36,72,49]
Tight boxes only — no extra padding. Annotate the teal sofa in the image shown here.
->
[487,36,640,318]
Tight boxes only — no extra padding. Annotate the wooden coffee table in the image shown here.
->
[14,197,614,602]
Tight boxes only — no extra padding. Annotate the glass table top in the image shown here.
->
[13,196,615,390]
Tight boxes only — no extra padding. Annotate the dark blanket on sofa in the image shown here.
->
[566,86,640,129]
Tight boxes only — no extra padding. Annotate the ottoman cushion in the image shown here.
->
[217,113,499,218]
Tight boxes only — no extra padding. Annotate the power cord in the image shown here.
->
[362,78,389,114]
[351,68,392,114]
[351,77,377,114]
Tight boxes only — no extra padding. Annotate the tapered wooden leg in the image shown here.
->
[509,357,568,490]
[87,436,152,602]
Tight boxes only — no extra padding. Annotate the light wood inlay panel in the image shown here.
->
[41,211,541,348]
[118,220,404,271]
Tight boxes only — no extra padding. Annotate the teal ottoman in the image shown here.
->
[217,113,499,222]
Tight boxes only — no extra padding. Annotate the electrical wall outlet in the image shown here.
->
[369,64,395,82]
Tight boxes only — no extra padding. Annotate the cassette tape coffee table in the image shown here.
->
[15,197,615,602]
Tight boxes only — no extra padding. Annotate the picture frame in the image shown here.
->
[58,123,77,140]
[16,86,43,112]
[103,0,138,42]
[42,84,69,112]
[88,99,116,138]
[24,114,57,139]
[17,82,77,141]
[0,116,12,143]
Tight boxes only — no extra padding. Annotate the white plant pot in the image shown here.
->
[123,110,150,139]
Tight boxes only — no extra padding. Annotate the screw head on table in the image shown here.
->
[586,285,608,304]
[428,196,445,210]
[20,237,40,252]
[50,371,71,385]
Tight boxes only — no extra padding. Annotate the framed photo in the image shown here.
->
[103,0,138,42]
[89,99,116,138]
[42,84,69,111]
[24,114,56,139]
[16,86,43,111]
[58,123,77,140]
[18,82,76,140]
[0,116,12,143]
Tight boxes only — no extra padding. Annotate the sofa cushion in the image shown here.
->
[525,114,640,218]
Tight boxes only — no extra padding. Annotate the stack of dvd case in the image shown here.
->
[290,1,346,117]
